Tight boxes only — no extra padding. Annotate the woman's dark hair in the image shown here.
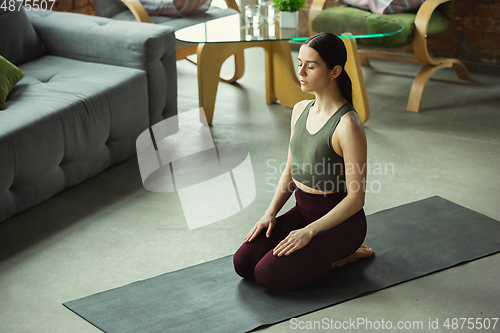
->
[304,32,353,106]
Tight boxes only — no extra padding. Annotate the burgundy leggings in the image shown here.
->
[233,185,367,290]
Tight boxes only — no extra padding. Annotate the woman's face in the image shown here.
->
[297,45,338,93]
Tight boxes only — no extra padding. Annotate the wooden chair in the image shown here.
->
[309,0,470,112]
[94,0,244,83]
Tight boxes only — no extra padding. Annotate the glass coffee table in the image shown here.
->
[176,10,403,124]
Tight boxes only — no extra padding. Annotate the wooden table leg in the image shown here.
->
[342,38,370,123]
[263,42,277,104]
[220,51,245,84]
[270,41,315,107]
[197,41,270,124]
[197,43,226,125]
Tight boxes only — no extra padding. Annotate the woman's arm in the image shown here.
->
[266,99,312,216]
[273,111,367,255]
[306,111,367,236]
[244,100,310,242]
[263,146,295,217]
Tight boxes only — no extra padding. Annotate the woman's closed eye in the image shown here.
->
[298,63,314,70]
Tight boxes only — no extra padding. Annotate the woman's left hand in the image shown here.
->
[273,227,314,256]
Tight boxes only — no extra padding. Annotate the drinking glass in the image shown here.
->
[245,5,260,26]
[259,1,276,23]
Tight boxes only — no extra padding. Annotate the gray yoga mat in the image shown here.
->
[64,196,500,333]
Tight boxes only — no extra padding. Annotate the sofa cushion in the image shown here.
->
[111,5,237,30]
[338,0,425,15]
[139,0,212,17]
[25,10,177,126]
[0,8,45,66]
[0,55,24,110]
[0,56,148,221]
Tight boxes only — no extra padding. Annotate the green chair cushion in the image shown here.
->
[312,5,451,49]
[0,55,24,110]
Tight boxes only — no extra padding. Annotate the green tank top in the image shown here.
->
[290,100,355,192]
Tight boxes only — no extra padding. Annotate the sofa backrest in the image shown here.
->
[0,8,46,66]
[93,0,129,18]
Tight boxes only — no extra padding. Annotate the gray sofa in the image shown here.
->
[0,8,177,223]
[93,0,238,50]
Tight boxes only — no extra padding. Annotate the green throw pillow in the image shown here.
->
[0,55,24,110]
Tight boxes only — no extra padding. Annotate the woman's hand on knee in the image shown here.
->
[273,228,314,256]
[244,213,276,243]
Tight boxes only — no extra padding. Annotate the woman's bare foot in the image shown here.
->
[331,244,374,269]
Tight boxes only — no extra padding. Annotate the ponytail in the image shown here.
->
[337,69,353,107]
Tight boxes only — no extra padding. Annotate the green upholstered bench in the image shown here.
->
[309,0,469,112]
[312,4,452,48]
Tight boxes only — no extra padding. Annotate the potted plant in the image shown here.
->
[272,0,305,28]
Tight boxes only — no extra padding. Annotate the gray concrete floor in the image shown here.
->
[1,47,499,333]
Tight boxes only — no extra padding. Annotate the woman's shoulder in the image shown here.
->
[291,99,314,129]
[337,109,365,138]
[294,99,313,109]
[292,100,314,119]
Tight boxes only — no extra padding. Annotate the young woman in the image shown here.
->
[233,32,373,290]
